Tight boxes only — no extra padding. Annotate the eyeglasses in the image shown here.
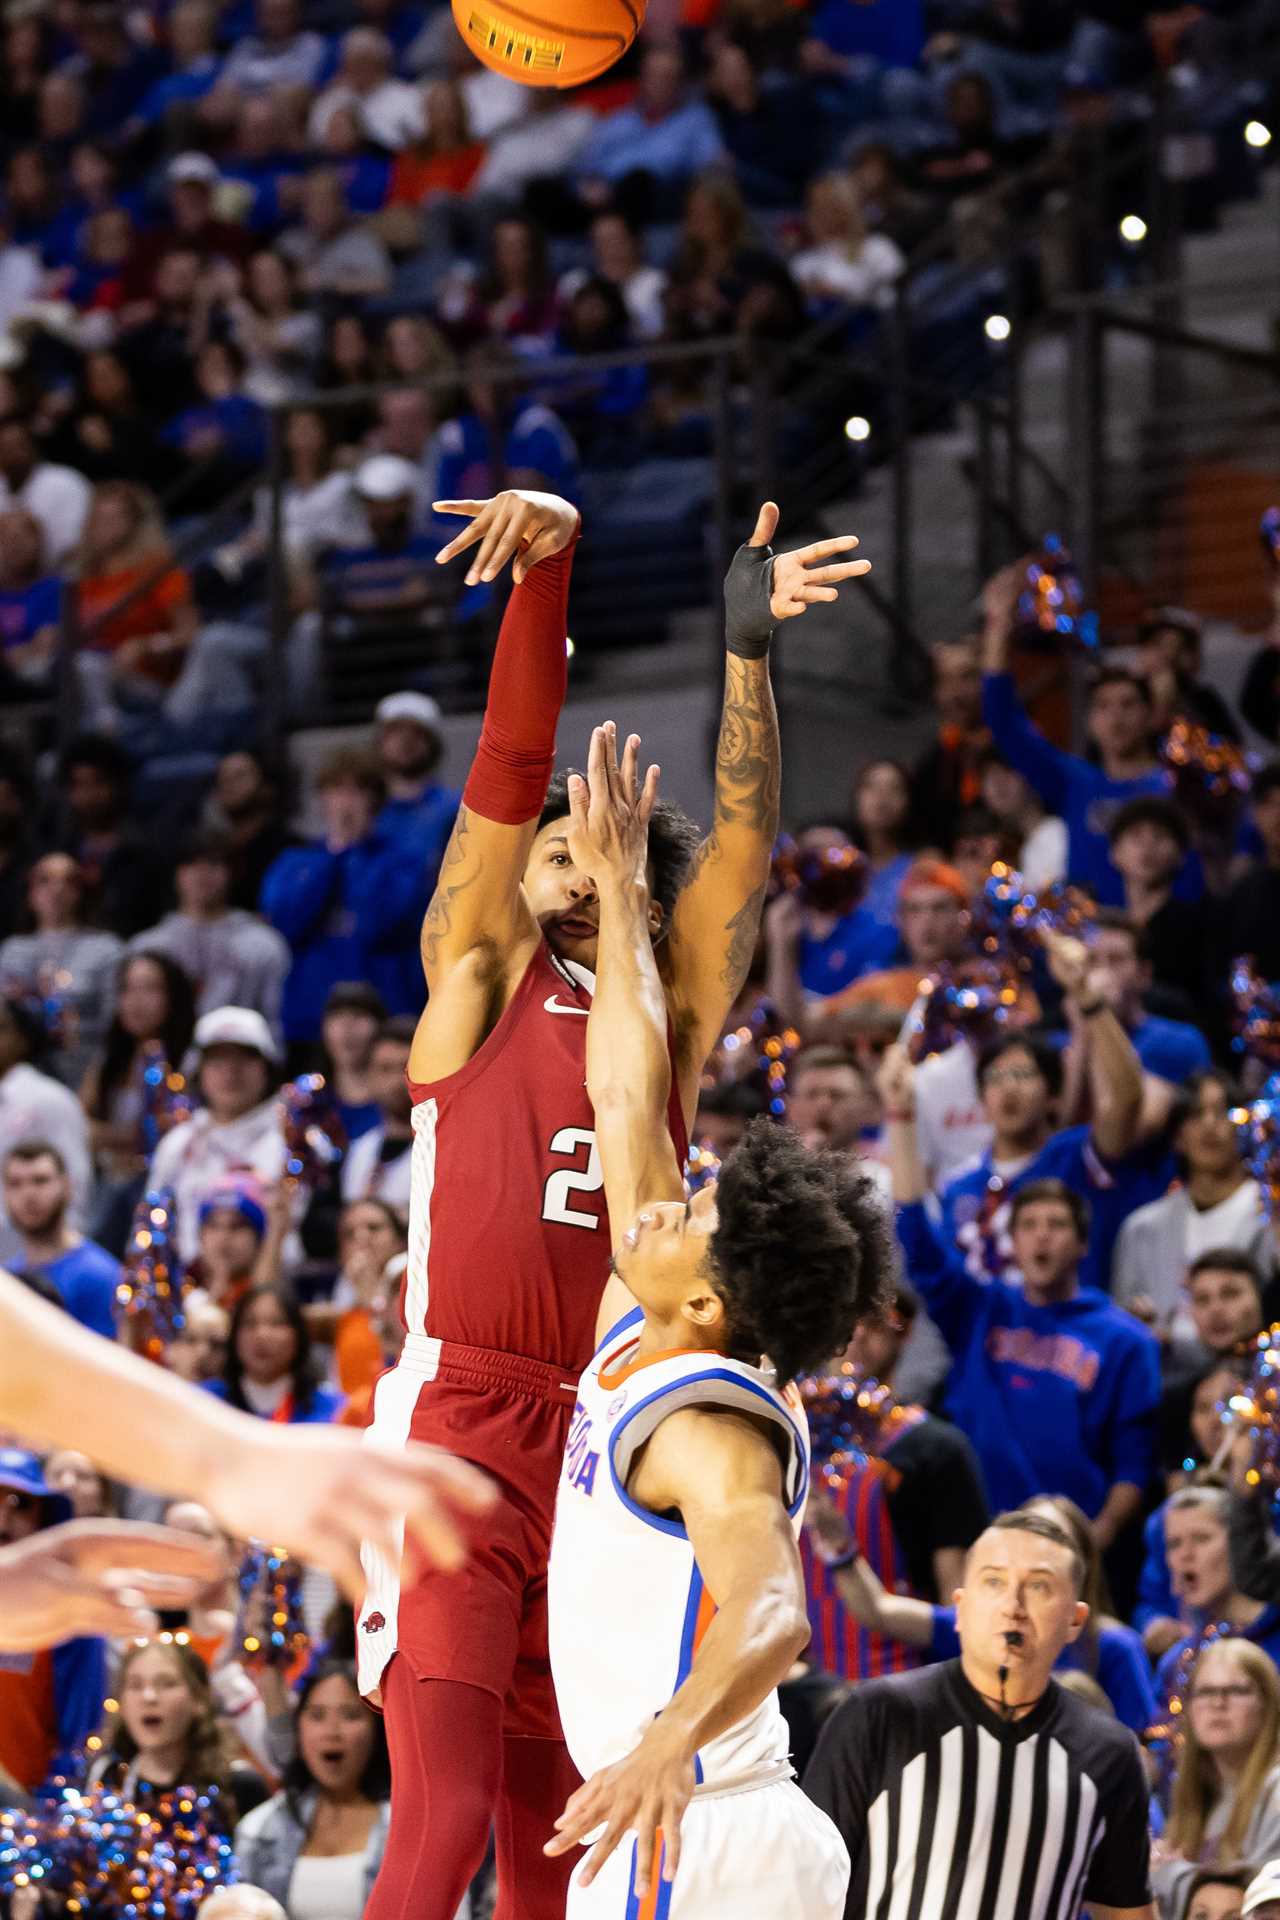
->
[1190,1684,1257,1705]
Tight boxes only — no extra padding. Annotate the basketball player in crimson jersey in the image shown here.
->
[359,487,870,1920]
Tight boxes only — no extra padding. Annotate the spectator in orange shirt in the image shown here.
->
[381,78,485,253]
[330,1197,407,1402]
[74,480,196,710]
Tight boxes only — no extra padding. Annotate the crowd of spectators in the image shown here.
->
[0,0,1271,741]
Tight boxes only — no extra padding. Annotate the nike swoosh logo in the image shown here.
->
[545,995,589,1016]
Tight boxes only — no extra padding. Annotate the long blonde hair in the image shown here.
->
[1167,1639,1280,1860]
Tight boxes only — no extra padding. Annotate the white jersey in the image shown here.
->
[549,1306,810,1790]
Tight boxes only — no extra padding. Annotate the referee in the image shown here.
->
[803,1511,1155,1920]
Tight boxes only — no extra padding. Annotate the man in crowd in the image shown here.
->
[132,828,290,1028]
[981,562,1193,904]
[935,932,1159,1294]
[3,1139,118,1340]
[55,733,172,938]
[1113,1070,1271,1339]
[208,748,299,913]
[801,1277,988,1681]
[1106,797,1207,1014]
[804,1510,1155,1920]
[786,1043,879,1158]
[0,1002,91,1256]
[884,1044,1160,1545]
[1221,761,1280,982]
[1086,910,1212,1087]
[340,1015,413,1213]
[910,638,988,849]
[375,690,458,870]
[823,858,972,1027]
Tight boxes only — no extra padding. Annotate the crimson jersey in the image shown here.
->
[403,941,690,1372]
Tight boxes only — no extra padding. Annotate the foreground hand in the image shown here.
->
[545,1722,696,1894]
[751,501,871,622]
[566,721,659,890]
[0,1520,223,1649]
[433,489,579,586]
[203,1426,497,1597]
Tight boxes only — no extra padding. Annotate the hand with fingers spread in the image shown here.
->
[566,722,660,893]
[544,1720,697,1897]
[202,1425,497,1599]
[433,489,580,587]
[0,1520,223,1650]
[723,499,871,659]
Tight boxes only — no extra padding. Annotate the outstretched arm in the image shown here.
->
[0,1269,494,1596]
[1041,927,1142,1161]
[546,1407,810,1900]
[665,503,870,1123]
[411,491,579,1078]
[569,725,685,1342]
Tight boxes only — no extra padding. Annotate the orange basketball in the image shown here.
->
[451,0,645,88]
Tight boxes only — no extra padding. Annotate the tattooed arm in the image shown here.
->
[664,503,870,1127]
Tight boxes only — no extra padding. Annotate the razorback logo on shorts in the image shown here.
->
[362,1612,386,1633]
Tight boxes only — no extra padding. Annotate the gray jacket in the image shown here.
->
[1111,1184,1274,1334]
[233,1790,389,1911]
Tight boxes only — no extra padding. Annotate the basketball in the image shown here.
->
[451,0,646,88]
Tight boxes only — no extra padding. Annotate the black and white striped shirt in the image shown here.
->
[803,1661,1152,1920]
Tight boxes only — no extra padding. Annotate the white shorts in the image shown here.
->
[565,1778,849,1920]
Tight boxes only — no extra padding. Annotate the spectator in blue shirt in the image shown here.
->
[1088,909,1212,1086]
[0,507,60,692]
[574,43,725,211]
[936,930,1163,1293]
[129,0,223,130]
[764,823,901,1013]
[434,349,580,509]
[373,690,458,888]
[261,746,423,1047]
[884,1041,1160,1545]
[981,563,1199,904]
[3,1139,120,1341]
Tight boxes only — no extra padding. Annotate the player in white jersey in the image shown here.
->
[544,725,894,1918]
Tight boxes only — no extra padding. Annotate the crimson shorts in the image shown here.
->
[358,1333,579,1740]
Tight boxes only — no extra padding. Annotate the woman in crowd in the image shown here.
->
[233,1662,390,1918]
[315,313,379,444]
[315,983,384,1140]
[73,481,197,728]
[789,170,905,312]
[306,1196,407,1401]
[81,948,197,1251]
[44,1447,114,1518]
[224,253,323,405]
[47,350,167,488]
[88,1637,255,1816]
[209,1284,344,1425]
[384,78,485,212]
[0,853,123,1087]
[473,214,559,346]
[852,758,917,928]
[1155,1638,1280,1914]
[216,408,361,585]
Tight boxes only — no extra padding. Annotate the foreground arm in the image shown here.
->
[572,725,685,1341]
[0,1270,494,1594]
[546,1407,809,1897]
[411,491,579,1078]
[665,504,869,1121]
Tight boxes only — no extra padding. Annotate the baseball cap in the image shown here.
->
[198,1177,268,1240]
[1245,1862,1280,1914]
[354,454,420,502]
[0,1448,72,1527]
[376,691,443,736]
[168,152,220,187]
[194,1006,281,1064]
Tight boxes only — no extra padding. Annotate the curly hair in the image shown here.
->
[707,1120,894,1385]
[538,772,702,934]
[104,1639,234,1795]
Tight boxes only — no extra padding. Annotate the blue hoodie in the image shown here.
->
[982,671,1202,905]
[897,1201,1161,1519]
[261,829,424,1044]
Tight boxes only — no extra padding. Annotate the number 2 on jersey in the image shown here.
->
[542,1126,603,1229]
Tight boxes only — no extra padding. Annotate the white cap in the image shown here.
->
[194,1006,281,1064]
[376,690,443,734]
[168,151,220,186]
[354,454,420,501]
[1245,1861,1280,1914]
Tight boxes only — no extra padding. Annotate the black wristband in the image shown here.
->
[723,538,775,659]
[825,1546,859,1572]
[1077,1000,1106,1018]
